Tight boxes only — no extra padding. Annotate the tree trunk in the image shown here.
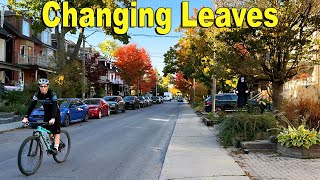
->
[70,28,84,60]
[271,81,284,111]
[55,27,67,71]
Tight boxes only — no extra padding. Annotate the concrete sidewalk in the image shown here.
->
[0,121,23,132]
[159,104,249,180]
[0,113,23,133]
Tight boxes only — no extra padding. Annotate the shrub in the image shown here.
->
[277,125,320,149]
[0,84,37,115]
[218,113,278,147]
[194,102,204,112]
[282,85,320,130]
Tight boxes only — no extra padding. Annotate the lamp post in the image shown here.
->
[82,30,99,99]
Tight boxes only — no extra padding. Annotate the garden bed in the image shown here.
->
[277,144,320,159]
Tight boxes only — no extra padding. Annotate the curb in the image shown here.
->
[0,121,24,133]
[201,117,215,126]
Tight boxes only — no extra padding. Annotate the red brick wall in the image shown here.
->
[34,44,42,57]
[13,38,20,64]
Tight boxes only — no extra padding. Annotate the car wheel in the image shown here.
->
[63,115,70,127]
[83,113,89,122]
[98,110,102,119]
[107,109,111,116]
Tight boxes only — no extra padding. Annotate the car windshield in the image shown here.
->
[58,100,69,108]
[104,97,117,101]
[205,96,211,101]
[83,99,100,105]
[124,96,134,100]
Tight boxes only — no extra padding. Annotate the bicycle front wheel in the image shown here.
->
[53,130,71,163]
[17,136,43,176]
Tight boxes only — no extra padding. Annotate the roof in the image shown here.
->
[3,20,33,41]
[0,61,31,70]
[0,27,10,38]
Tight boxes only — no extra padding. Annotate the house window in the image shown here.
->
[22,20,30,37]
[20,45,25,55]
[41,31,51,45]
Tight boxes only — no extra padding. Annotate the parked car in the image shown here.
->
[123,96,140,110]
[29,98,89,127]
[159,96,164,103]
[83,98,110,119]
[138,96,148,107]
[177,96,184,102]
[151,96,161,104]
[204,93,264,113]
[144,96,153,106]
[103,96,126,114]
[204,93,237,113]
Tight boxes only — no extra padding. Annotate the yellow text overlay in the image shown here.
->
[41,1,278,35]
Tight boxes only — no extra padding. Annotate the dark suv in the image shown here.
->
[204,93,237,113]
[204,93,264,113]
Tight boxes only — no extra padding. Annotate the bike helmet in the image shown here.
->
[38,78,49,85]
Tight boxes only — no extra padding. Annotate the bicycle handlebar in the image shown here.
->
[22,122,52,127]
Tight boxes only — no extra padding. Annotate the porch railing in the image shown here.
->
[17,54,56,68]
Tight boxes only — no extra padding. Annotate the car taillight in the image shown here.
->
[205,101,211,105]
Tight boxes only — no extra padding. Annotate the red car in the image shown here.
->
[83,98,110,119]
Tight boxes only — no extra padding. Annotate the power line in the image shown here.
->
[129,33,180,38]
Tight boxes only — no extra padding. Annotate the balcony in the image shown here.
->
[98,76,109,83]
[110,79,123,85]
[17,54,56,68]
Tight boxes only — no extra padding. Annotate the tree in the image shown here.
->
[163,8,235,91]
[139,69,157,94]
[48,60,82,98]
[8,0,131,69]
[98,39,119,61]
[86,53,108,92]
[217,0,320,110]
[114,44,153,94]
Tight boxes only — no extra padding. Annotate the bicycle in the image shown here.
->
[17,122,71,176]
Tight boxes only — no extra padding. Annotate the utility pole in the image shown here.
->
[81,30,99,99]
[155,80,158,96]
[193,78,196,105]
[82,35,86,99]
[211,75,216,113]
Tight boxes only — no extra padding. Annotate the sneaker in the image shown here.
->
[59,143,65,151]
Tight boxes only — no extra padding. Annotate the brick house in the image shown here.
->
[0,10,56,89]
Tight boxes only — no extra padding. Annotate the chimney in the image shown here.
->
[0,6,4,28]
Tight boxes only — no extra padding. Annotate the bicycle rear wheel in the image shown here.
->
[53,130,71,163]
[17,136,43,176]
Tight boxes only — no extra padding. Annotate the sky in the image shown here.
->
[1,0,214,75]
[67,0,214,76]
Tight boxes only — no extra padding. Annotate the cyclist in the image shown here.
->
[22,78,61,154]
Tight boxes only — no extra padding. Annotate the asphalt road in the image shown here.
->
[0,101,182,180]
